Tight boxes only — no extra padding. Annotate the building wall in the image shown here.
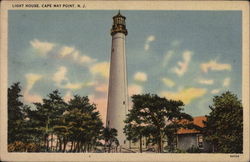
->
[177,133,212,152]
[177,134,197,151]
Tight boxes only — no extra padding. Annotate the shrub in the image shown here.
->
[186,145,201,153]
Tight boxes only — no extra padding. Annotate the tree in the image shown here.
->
[8,82,24,144]
[124,94,192,153]
[102,127,119,153]
[203,91,243,153]
[63,95,103,152]
[33,90,67,151]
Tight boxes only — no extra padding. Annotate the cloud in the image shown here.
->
[197,78,214,85]
[59,46,75,57]
[79,55,96,63]
[211,89,220,94]
[95,83,108,93]
[163,50,174,67]
[144,35,155,51]
[128,84,143,97]
[23,73,43,103]
[52,66,68,85]
[30,39,55,56]
[171,50,192,77]
[52,66,94,90]
[63,91,73,102]
[63,83,83,90]
[25,73,43,91]
[162,77,175,88]
[90,62,110,79]
[23,93,42,103]
[160,87,207,104]
[59,46,96,64]
[134,72,147,82]
[30,39,96,64]
[200,60,231,73]
[223,77,231,87]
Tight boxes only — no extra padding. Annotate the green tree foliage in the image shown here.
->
[62,95,104,152]
[32,90,68,151]
[203,91,243,153]
[8,82,25,144]
[102,127,119,153]
[8,82,104,152]
[124,94,193,153]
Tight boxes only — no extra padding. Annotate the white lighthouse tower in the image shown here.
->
[106,11,129,148]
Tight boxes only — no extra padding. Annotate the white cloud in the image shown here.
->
[128,84,143,97]
[200,60,231,73]
[197,78,214,85]
[25,73,43,92]
[171,50,192,77]
[52,66,93,90]
[95,83,108,93]
[23,93,42,103]
[144,35,155,51]
[79,55,96,63]
[59,46,75,57]
[163,50,174,67]
[161,77,175,88]
[134,72,147,82]
[223,77,231,87]
[30,39,55,56]
[63,91,73,102]
[23,73,43,103]
[58,46,96,64]
[90,62,110,79]
[160,87,207,105]
[52,66,68,85]
[211,89,220,94]
[63,83,83,90]
[72,51,79,61]
[147,35,155,42]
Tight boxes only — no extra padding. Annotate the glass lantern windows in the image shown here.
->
[114,17,125,25]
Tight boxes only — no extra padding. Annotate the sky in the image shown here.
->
[8,10,242,122]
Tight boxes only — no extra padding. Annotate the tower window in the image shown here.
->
[123,101,125,105]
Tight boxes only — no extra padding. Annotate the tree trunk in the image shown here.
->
[50,134,54,151]
[70,141,74,152]
[77,141,82,152]
[139,136,142,153]
[44,135,47,150]
[158,136,162,153]
[63,138,67,152]
[74,141,79,152]
[87,143,90,152]
[59,138,62,152]
[46,136,50,151]
[108,145,111,153]
[55,138,59,152]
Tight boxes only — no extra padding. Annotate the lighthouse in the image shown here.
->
[106,11,129,148]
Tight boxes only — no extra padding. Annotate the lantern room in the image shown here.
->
[111,11,128,36]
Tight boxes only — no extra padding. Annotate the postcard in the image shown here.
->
[0,0,249,161]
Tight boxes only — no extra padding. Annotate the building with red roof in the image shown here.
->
[176,116,212,152]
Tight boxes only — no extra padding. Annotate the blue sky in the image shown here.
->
[8,10,242,121]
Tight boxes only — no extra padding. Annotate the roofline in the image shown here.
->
[193,115,206,118]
